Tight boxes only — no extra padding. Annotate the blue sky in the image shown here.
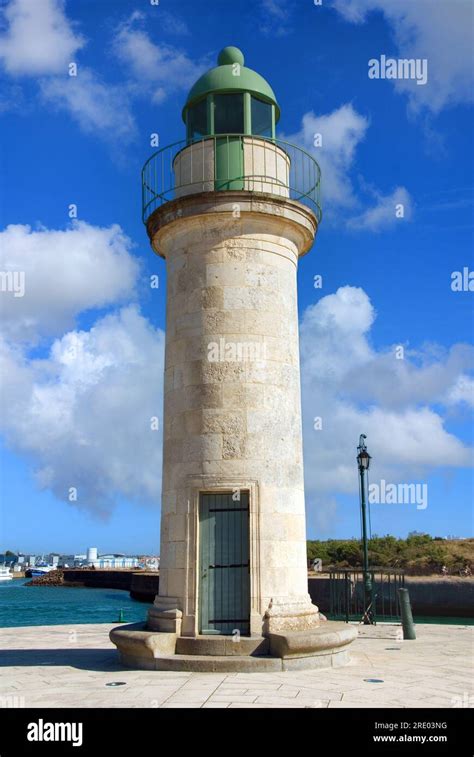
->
[0,0,473,555]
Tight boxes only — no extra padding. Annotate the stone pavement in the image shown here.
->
[0,623,472,709]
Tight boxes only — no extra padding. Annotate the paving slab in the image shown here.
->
[0,622,472,709]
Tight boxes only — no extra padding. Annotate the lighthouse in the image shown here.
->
[111,47,356,670]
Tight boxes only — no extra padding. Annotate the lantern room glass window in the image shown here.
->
[214,93,244,134]
[187,97,208,140]
[251,96,273,137]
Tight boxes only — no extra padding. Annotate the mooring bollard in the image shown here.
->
[398,587,416,640]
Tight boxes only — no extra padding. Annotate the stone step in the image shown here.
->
[175,635,270,657]
[153,654,282,672]
[136,648,351,672]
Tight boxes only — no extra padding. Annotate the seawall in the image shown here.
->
[62,569,140,593]
[61,569,161,601]
[58,570,474,618]
[308,576,474,618]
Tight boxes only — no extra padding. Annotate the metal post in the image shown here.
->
[398,587,416,639]
[357,434,373,624]
[345,572,349,623]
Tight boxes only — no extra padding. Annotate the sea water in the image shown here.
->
[0,579,148,628]
[0,579,472,628]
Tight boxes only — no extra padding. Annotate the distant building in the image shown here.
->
[85,547,139,569]
[142,557,160,570]
[0,553,17,566]
[58,554,75,567]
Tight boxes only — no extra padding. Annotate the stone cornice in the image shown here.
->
[146,191,318,260]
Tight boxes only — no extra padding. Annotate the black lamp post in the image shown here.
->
[357,434,373,624]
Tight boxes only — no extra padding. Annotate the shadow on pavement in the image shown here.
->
[0,648,124,672]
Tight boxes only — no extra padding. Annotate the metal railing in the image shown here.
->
[329,568,405,624]
[142,134,322,223]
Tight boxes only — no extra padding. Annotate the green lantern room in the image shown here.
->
[142,46,321,224]
[183,46,279,141]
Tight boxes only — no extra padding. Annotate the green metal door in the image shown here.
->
[214,137,244,191]
[199,492,250,635]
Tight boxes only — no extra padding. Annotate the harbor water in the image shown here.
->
[0,579,148,628]
[0,578,472,628]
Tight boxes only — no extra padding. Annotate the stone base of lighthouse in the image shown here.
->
[110,190,358,670]
[110,621,357,672]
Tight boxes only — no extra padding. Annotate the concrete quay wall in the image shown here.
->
[59,570,474,617]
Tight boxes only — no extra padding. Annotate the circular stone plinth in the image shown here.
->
[110,621,357,672]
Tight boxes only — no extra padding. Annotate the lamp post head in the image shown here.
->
[357,449,371,471]
[357,434,371,471]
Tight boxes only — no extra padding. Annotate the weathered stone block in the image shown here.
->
[202,286,224,309]
[182,433,223,462]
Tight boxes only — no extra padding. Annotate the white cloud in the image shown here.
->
[300,286,474,510]
[284,106,413,228]
[342,343,474,411]
[447,375,474,408]
[39,67,137,141]
[332,0,474,113]
[262,0,288,19]
[301,286,374,381]
[0,307,164,517]
[259,0,292,36]
[159,11,190,37]
[112,13,208,101]
[0,222,139,343]
[0,218,165,518]
[0,0,85,76]
[0,1,136,143]
[284,105,369,209]
[347,186,413,231]
[0,4,205,148]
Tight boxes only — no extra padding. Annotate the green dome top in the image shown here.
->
[218,46,245,66]
[183,46,280,123]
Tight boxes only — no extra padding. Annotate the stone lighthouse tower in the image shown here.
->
[112,47,356,670]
